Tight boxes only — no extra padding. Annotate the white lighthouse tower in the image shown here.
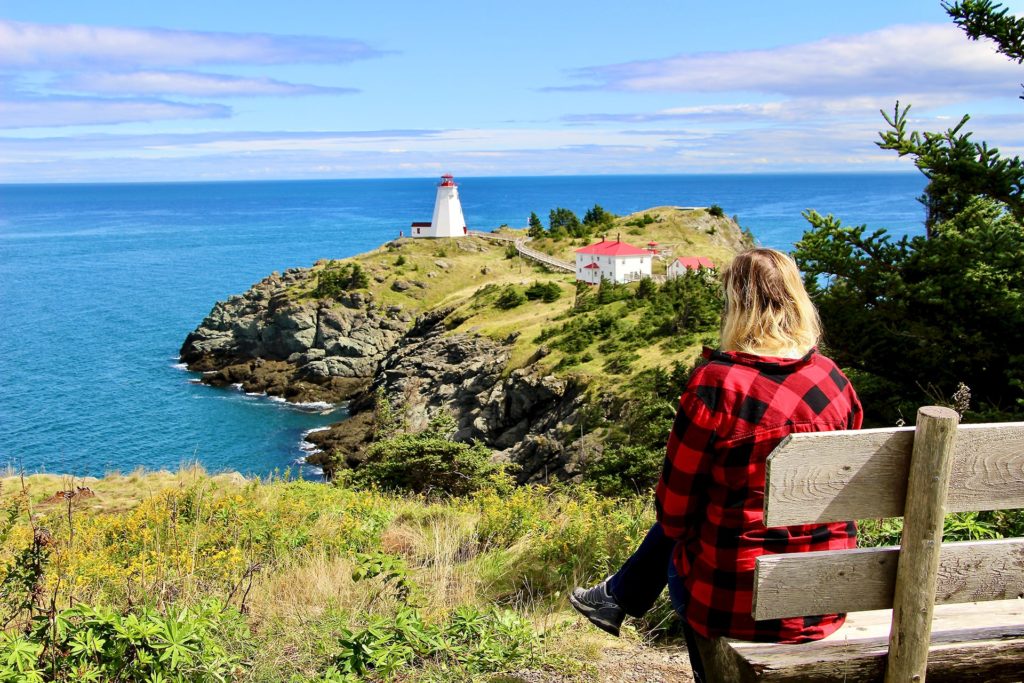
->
[410,174,467,238]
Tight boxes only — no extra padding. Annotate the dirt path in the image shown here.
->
[508,643,694,682]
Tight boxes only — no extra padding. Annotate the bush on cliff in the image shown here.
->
[315,262,369,299]
[350,412,512,496]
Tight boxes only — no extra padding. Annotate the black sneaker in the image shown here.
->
[570,579,625,637]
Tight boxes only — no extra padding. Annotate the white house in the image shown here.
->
[667,256,715,279]
[575,237,653,284]
[410,174,468,238]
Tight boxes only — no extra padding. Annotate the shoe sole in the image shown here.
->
[569,593,621,637]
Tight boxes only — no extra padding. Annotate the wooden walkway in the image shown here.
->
[467,230,576,273]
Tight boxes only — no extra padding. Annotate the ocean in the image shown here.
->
[0,174,927,477]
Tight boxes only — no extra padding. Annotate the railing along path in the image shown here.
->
[467,230,575,273]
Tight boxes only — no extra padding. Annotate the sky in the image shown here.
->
[1,0,1023,182]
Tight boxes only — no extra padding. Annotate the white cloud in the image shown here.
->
[564,24,1020,98]
[0,20,383,69]
[53,71,356,97]
[0,96,230,128]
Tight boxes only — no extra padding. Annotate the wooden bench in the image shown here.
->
[697,406,1024,682]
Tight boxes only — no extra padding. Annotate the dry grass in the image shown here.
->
[0,464,246,513]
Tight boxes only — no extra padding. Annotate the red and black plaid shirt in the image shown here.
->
[655,347,862,643]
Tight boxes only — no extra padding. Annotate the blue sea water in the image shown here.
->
[0,174,926,477]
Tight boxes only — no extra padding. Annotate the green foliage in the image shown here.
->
[494,286,526,310]
[945,1,1024,68]
[796,22,1024,424]
[707,204,725,218]
[878,103,1024,230]
[582,204,616,230]
[373,387,403,439]
[635,277,657,300]
[548,207,583,239]
[859,509,1024,548]
[394,255,406,267]
[538,273,721,363]
[321,605,543,681]
[316,262,369,298]
[625,213,656,229]
[523,281,561,302]
[795,197,1024,423]
[595,279,631,306]
[585,445,664,497]
[584,361,697,496]
[503,244,518,259]
[527,212,545,239]
[352,412,511,497]
[0,600,244,682]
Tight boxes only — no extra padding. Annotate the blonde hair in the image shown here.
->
[719,248,820,357]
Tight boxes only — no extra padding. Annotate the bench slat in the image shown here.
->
[763,422,1024,527]
[752,538,1024,620]
[711,600,1024,683]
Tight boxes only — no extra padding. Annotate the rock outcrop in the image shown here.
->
[179,267,411,403]
[315,310,589,483]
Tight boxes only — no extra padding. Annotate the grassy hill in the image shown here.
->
[289,206,749,387]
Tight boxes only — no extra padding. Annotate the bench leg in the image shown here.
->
[695,635,753,683]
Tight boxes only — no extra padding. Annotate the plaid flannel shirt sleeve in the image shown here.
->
[655,388,720,540]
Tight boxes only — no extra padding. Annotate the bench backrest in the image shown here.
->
[752,417,1024,622]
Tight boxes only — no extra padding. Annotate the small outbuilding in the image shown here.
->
[667,256,716,279]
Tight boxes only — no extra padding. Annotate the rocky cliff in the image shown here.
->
[181,208,749,483]
[180,267,411,403]
[180,261,592,481]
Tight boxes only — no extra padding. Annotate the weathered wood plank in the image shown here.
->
[763,422,1024,527]
[753,539,1024,620]
[886,406,959,683]
[725,600,1024,682]
[695,634,757,683]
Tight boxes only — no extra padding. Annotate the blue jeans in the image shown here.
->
[607,522,706,683]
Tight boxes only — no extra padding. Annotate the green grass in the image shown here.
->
[274,207,747,394]
[0,469,656,681]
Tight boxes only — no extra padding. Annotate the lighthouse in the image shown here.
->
[410,174,468,238]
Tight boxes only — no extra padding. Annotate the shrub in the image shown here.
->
[524,281,561,302]
[352,413,511,496]
[0,600,245,682]
[708,204,725,218]
[495,286,526,309]
[316,262,369,298]
[625,213,656,228]
[585,445,664,497]
[394,255,407,267]
[323,605,542,680]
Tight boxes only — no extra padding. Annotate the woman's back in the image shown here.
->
[657,346,862,643]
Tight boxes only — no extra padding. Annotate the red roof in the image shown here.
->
[674,256,716,270]
[411,221,431,227]
[583,262,601,269]
[575,239,650,257]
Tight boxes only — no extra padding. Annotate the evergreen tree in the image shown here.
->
[528,211,545,239]
[792,4,1024,422]
[583,204,616,231]
[549,207,583,239]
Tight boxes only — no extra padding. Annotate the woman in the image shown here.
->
[570,248,862,681]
